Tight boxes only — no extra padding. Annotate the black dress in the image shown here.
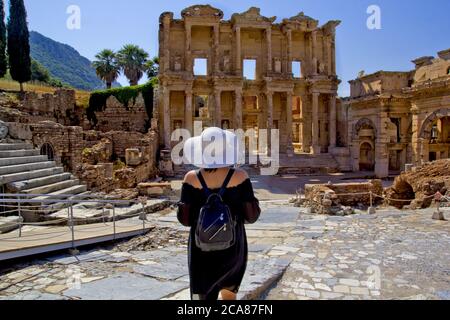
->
[178,178,260,300]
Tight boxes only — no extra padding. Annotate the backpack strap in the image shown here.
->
[196,170,211,197]
[219,169,235,197]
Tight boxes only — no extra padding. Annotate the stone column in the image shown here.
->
[331,37,336,76]
[163,87,171,148]
[375,113,390,178]
[234,89,243,129]
[185,24,192,73]
[312,92,320,154]
[162,16,171,72]
[266,90,274,152]
[411,107,421,165]
[311,31,318,75]
[214,89,222,127]
[266,27,272,72]
[214,24,220,73]
[300,94,311,153]
[185,90,193,134]
[286,92,294,156]
[327,36,332,75]
[329,94,337,149]
[235,26,242,74]
[286,29,293,74]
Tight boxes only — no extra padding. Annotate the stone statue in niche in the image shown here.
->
[318,61,327,75]
[222,120,230,129]
[223,53,231,72]
[174,56,182,71]
[274,58,282,73]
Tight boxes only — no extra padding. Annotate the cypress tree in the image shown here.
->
[0,0,7,78]
[7,0,31,91]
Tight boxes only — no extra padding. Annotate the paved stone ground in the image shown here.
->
[0,202,297,300]
[0,199,449,300]
[266,206,450,300]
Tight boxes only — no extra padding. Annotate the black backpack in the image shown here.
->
[195,169,236,252]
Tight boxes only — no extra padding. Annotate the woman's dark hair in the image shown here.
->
[204,168,218,173]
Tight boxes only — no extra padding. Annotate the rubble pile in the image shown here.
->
[385,159,450,209]
[114,226,188,252]
[298,180,383,215]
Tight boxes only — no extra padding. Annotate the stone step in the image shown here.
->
[0,155,48,167]
[6,173,73,192]
[0,149,40,158]
[0,161,57,176]
[42,191,92,212]
[21,179,80,195]
[32,185,88,205]
[0,143,33,151]
[0,216,21,234]
[0,167,64,185]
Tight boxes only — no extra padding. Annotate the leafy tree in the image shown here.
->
[92,49,120,89]
[0,0,7,78]
[145,56,159,80]
[117,44,148,86]
[7,0,31,92]
[30,59,50,82]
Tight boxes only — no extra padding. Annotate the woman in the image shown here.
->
[177,127,261,301]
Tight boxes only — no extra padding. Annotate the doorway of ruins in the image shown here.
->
[359,142,375,171]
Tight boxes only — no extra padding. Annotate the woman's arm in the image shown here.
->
[243,200,261,224]
[177,171,198,227]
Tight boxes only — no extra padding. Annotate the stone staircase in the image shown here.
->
[0,142,88,222]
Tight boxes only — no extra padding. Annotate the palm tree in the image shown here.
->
[92,49,119,89]
[145,56,159,80]
[117,44,149,86]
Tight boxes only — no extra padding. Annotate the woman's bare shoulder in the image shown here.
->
[183,170,201,188]
[231,168,250,186]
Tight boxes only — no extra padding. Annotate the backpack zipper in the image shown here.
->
[209,223,227,241]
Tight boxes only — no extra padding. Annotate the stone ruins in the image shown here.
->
[157,5,342,173]
[157,5,450,177]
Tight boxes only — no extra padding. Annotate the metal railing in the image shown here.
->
[0,193,151,250]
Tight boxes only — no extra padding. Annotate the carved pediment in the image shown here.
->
[282,12,319,30]
[231,7,276,24]
[181,5,224,19]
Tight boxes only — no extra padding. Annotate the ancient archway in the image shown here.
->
[359,142,375,171]
[40,143,55,161]
[418,108,450,140]
[353,118,377,139]
[418,108,450,162]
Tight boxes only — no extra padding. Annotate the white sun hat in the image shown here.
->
[183,127,241,169]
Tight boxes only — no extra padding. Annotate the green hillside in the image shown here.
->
[29,31,116,91]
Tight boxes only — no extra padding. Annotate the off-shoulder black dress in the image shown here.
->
[178,178,260,300]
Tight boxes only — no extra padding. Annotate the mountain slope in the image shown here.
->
[29,31,112,91]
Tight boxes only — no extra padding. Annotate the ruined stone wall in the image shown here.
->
[17,89,82,126]
[29,122,84,172]
[94,94,149,133]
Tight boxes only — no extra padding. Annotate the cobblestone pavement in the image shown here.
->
[0,202,449,300]
[266,206,450,300]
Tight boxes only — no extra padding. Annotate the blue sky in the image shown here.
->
[17,0,450,96]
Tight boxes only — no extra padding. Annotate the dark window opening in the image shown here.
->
[40,143,55,161]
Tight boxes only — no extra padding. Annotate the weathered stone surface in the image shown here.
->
[63,273,188,300]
